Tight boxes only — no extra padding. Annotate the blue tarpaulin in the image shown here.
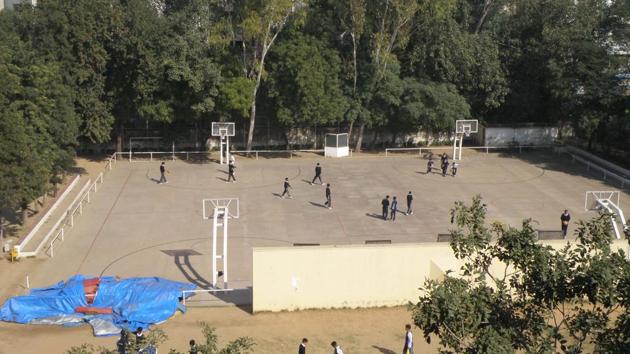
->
[0,275,195,336]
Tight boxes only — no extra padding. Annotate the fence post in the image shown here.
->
[290,151,293,159]
[256,152,259,160]
[79,202,83,215]
[70,213,74,227]
[26,276,29,289]
[50,242,54,258]
[61,228,64,241]
[187,152,189,161]
[385,149,388,157]
[87,190,90,203]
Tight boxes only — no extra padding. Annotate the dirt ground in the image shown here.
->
[0,306,438,354]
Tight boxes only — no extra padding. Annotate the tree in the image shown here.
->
[215,0,307,151]
[411,196,630,353]
[265,32,348,145]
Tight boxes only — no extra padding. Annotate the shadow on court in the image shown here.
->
[309,201,327,208]
[366,213,385,220]
[372,346,396,354]
[216,177,228,182]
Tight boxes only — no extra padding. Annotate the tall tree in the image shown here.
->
[216,0,307,150]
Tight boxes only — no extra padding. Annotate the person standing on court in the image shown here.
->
[324,184,332,209]
[406,191,413,215]
[441,159,449,177]
[281,177,293,199]
[159,162,168,184]
[330,341,344,354]
[227,161,236,183]
[298,338,308,354]
[382,196,390,220]
[561,209,571,237]
[426,159,434,174]
[311,163,323,185]
[451,162,459,177]
[403,324,414,354]
[391,196,398,221]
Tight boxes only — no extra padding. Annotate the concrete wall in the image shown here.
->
[252,240,629,312]
[484,126,558,146]
[4,0,36,10]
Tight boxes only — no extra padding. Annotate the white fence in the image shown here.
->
[567,152,630,190]
[384,144,555,157]
[16,152,116,258]
[15,175,81,255]
[117,149,331,162]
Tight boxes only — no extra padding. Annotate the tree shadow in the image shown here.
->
[498,149,630,191]
[371,346,396,354]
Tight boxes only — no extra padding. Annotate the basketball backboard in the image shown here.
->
[455,120,479,136]
[211,122,235,137]
[203,198,240,219]
[585,191,620,211]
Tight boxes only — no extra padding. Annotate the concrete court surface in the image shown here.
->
[16,149,630,302]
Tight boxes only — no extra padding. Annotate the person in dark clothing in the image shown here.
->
[441,160,449,177]
[390,196,398,221]
[324,184,332,209]
[441,153,448,166]
[189,339,198,354]
[451,162,458,177]
[561,209,571,237]
[299,338,308,354]
[426,159,434,174]
[116,329,129,354]
[227,162,236,182]
[406,191,413,215]
[382,196,390,220]
[282,177,293,198]
[159,162,167,184]
[311,163,323,185]
[135,327,145,351]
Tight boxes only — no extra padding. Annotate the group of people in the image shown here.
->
[281,163,332,209]
[297,324,414,354]
[427,153,458,177]
[381,192,414,221]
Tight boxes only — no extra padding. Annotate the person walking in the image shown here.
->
[331,341,344,354]
[441,159,449,177]
[426,159,434,174]
[311,163,323,185]
[390,196,398,221]
[403,324,414,354]
[159,162,168,184]
[561,209,571,237]
[189,339,199,354]
[406,191,413,215]
[134,328,146,351]
[281,177,293,199]
[324,184,332,209]
[298,338,308,354]
[382,196,390,220]
[227,161,236,183]
[451,162,458,177]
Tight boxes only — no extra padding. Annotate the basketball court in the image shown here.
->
[14,148,630,305]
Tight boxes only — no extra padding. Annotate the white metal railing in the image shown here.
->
[231,149,326,160]
[116,149,332,161]
[181,288,234,306]
[568,153,630,189]
[564,146,630,179]
[15,175,81,255]
[43,173,104,257]
[384,145,556,157]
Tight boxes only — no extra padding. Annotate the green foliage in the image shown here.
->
[266,33,348,127]
[411,195,630,353]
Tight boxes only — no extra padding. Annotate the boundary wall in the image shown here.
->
[252,240,629,312]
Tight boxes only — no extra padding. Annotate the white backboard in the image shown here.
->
[203,198,240,219]
[211,122,235,137]
[456,120,479,136]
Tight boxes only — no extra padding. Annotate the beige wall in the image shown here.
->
[252,240,629,312]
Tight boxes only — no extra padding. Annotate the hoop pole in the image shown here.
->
[219,137,224,165]
[212,209,219,287]
[458,134,464,160]
[226,136,230,165]
[223,210,228,289]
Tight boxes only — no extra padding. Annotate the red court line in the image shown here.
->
[75,170,133,273]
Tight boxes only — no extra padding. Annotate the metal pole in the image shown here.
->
[223,210,228,289]
[220,137,224,165]
[26,276,29,289]
[452,135,457,160]
[226,137,230,165]
[212,209,219,287]
[458,135,463,160]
